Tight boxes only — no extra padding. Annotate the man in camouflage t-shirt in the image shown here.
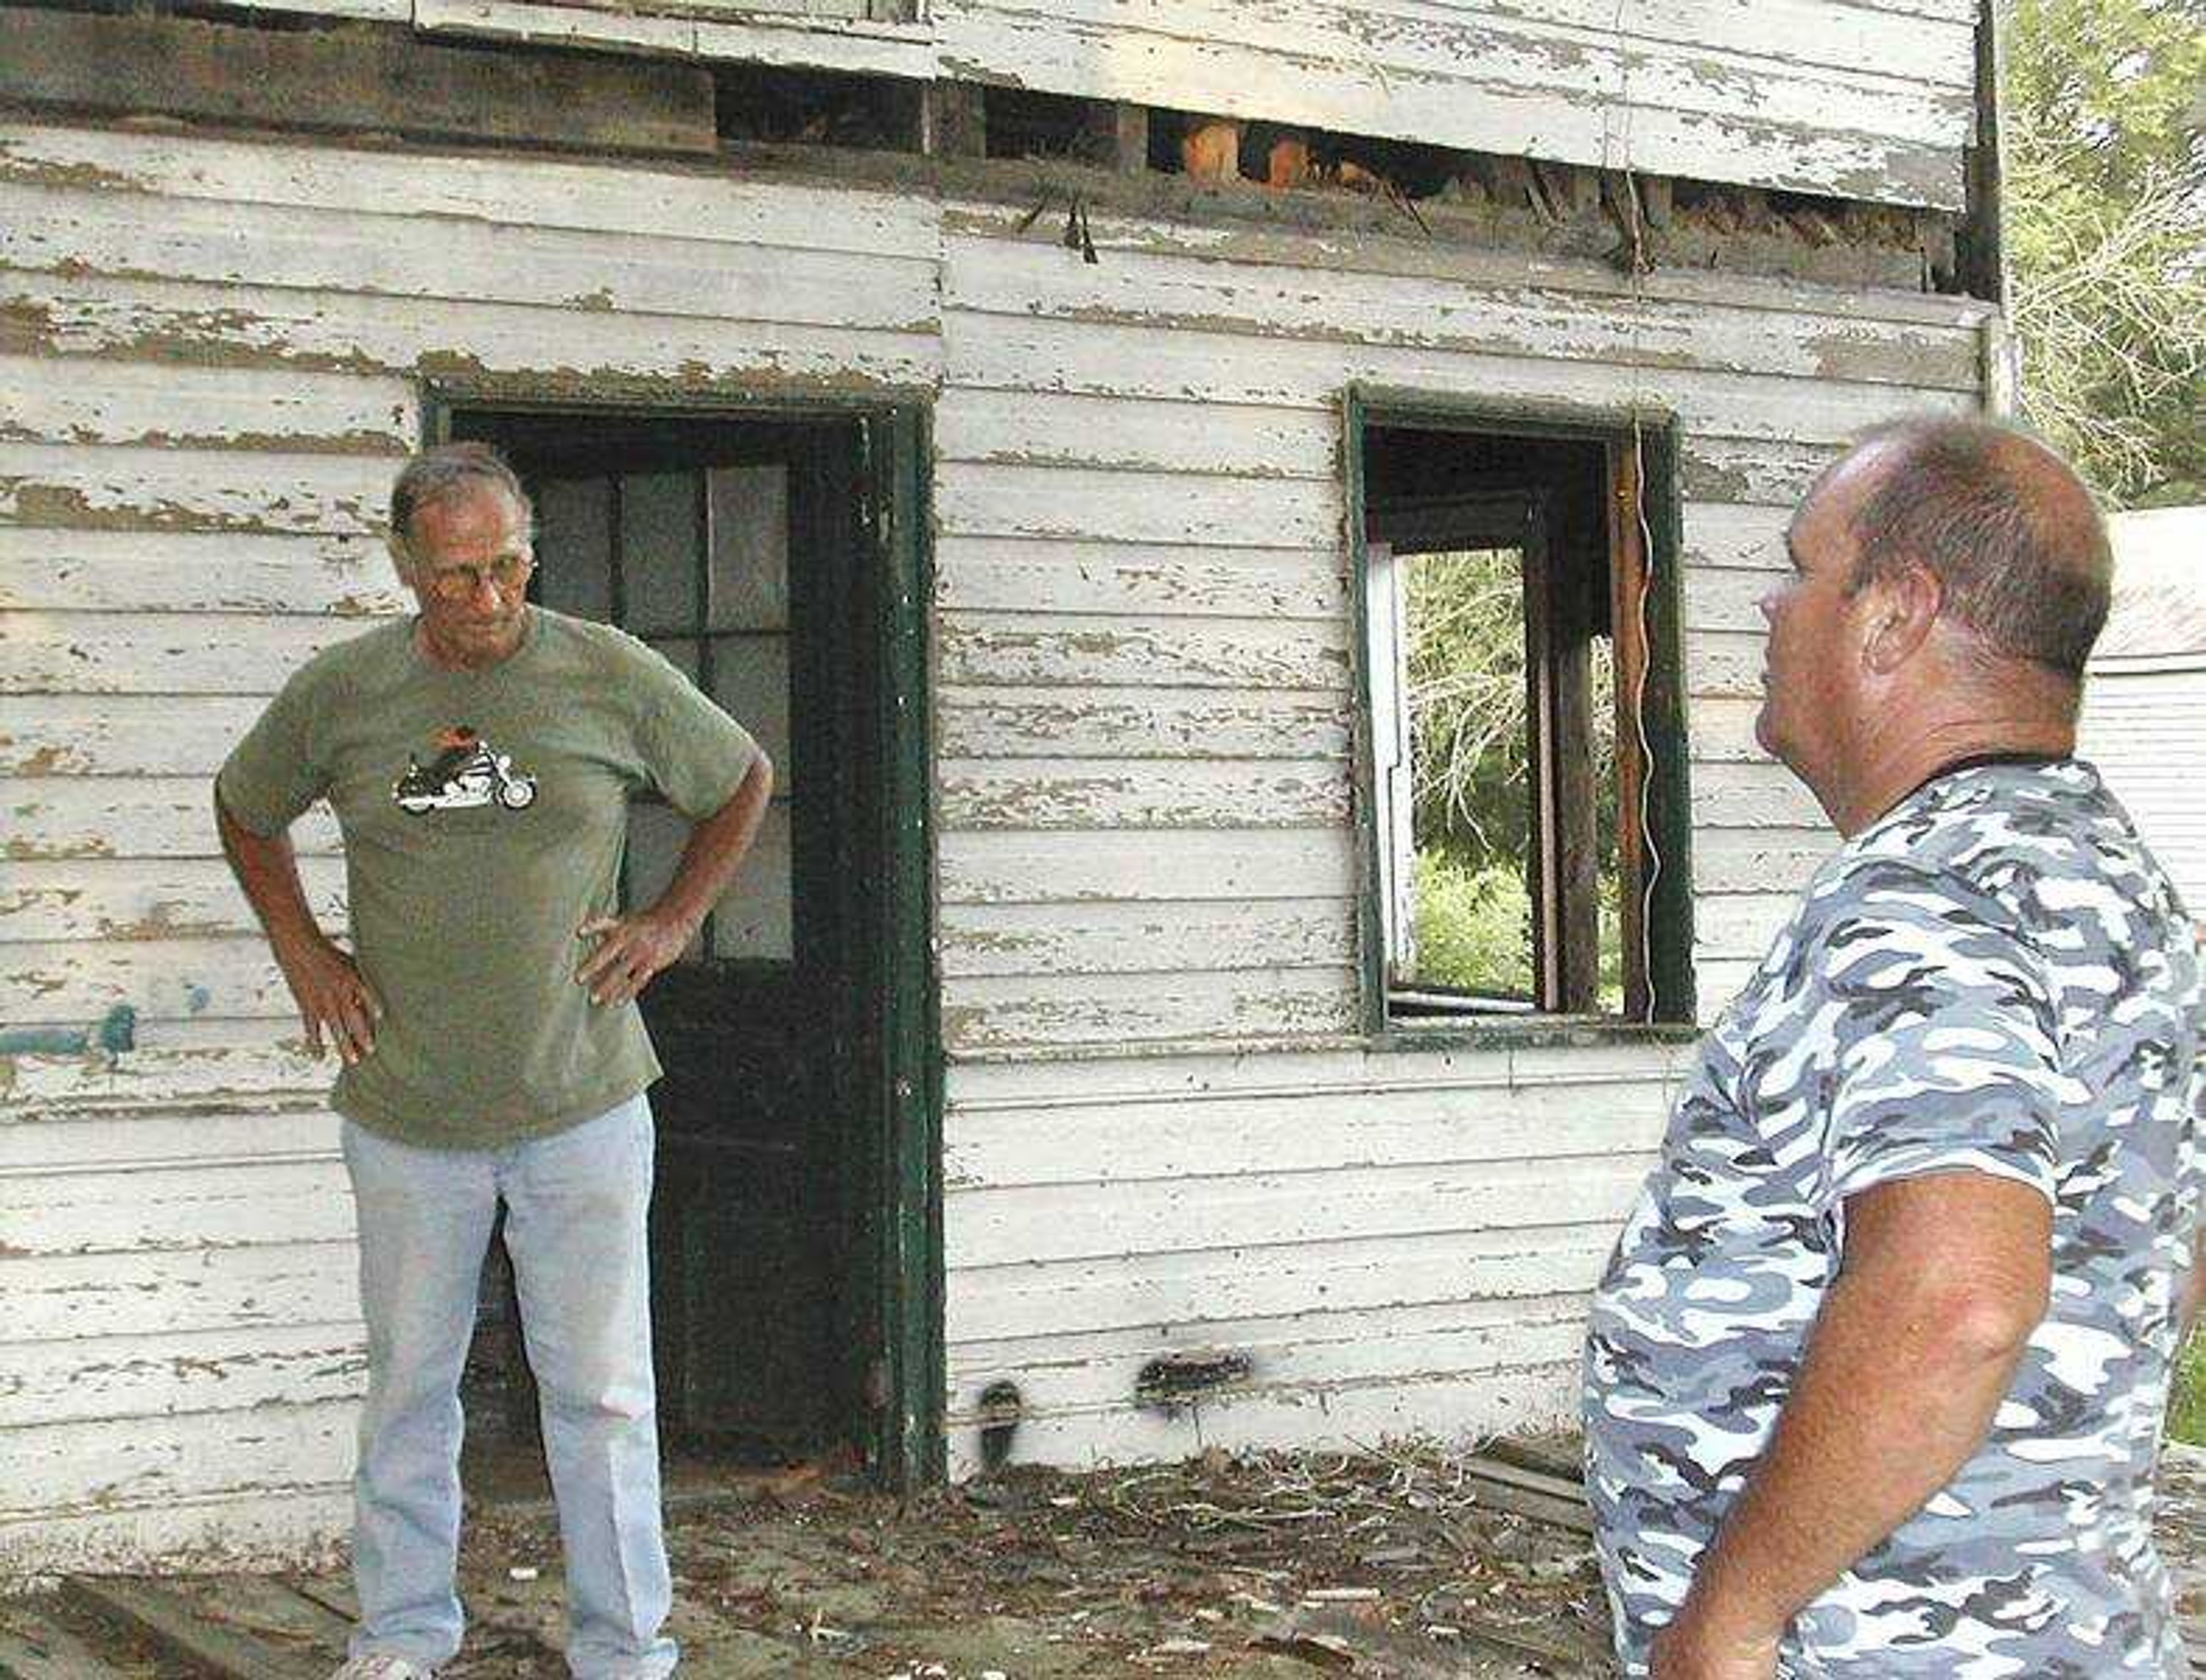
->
[1585,419,2203,1678]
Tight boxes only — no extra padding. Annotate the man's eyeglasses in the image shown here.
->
[421,554,534,602]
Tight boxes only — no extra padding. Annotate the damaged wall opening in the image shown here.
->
[1353,402,1694,1028]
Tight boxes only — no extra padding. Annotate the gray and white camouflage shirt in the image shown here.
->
[1586,759,2203,1677]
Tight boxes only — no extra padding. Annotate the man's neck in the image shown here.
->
[415,613,528,672]
[1831,712,2075,837]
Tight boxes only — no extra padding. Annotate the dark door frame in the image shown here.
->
[419,382,944,1491]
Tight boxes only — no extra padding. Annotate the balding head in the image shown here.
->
[1834,418,2112,683]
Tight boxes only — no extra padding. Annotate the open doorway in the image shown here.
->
[434,399,940,1491]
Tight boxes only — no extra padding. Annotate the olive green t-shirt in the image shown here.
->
[217,608,759,1149]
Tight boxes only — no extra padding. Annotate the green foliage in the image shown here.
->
[2003,0,2206,505]
[1402,549,1617,871]
[2173,1330,2206,1447]
[1411,851,1534,998]
[1403,549,1530,862]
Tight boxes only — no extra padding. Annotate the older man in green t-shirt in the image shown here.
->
[217,443,771,1680]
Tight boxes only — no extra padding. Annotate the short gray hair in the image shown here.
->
[1842,417,2112,681]
[388,443,532,565]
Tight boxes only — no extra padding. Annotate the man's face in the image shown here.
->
[1754,457,1878,786]
[401,482,534,662]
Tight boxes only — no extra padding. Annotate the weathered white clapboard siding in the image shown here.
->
[212,0,1976,211]
[0,98,1992,1542]
[940,1045,1684,1472]
[934,0,1977,209]
[0,118,943,1578]
[932,202,1969,1051]
[2080,665,2206,915]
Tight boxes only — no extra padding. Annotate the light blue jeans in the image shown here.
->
[340,1095,676,1679]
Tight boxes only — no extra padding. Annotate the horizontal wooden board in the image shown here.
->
[0,1042,330,1116]
[935,461,1343,549]
[0,1157,351,1258]
[0,1486,349,1582]
[0,120,937,261]
[942,233,1983,392]
[1683,626,1775,700]
[938,828,1355,905]
[1688,758,1825,830]
[944,1076,1669,1188]
[942,966,1360,1053]
[938,757,1348,831]
[1691,824,1837,895]
[2,1398,356,1519]
[1,269,938,396]
[935,387,1338,478]
[946,1154,1646,1267]
[2,777,339,861]
[932,537,1347,621]
[1,609,364,696]
[939,897,1353,980]
[942,313,1975,444]
[950,1298,1590,1417]
[0,1105,340,1175]
[1681,502,1793,572]
[0,856,346,944]
[0,180,938,335]
[946,1220,1618,1344]
[5,1242,358,1342]
[947,1358,1580,1478]
[1681,438,1842,505]
[0,1324,363,1430]
[942,1036,1688,1109]
[0,352,414,454]
[0,934,294,1032]
[942,199,1991,335]
[940,608,1351,690]
[0,527,402,617]
[418,0,938,80]
[938,685,1351,761]
[0,441,388,535]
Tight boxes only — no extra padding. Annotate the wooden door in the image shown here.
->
[482,413,872,1454]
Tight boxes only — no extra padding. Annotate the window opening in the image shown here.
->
[1362,419,1668,1024]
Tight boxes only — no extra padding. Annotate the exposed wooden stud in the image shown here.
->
[1083,101,1150,174]
[0,7,717,155]
[923,81,988,159]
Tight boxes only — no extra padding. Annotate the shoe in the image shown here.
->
[329,1656,436,1680]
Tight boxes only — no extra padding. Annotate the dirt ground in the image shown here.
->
[10,1438,2203,1679]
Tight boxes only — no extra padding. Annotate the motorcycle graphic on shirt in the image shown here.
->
[392,726,537,815]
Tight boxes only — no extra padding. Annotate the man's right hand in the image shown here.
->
[275,933,383,1064]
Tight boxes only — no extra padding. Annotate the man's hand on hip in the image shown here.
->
[275,931,383,1064]
[576,911,693,1005]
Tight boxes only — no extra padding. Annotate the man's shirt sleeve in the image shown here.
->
[1813,866,2071,1209]
[215,666,330,837]
[631,645,763,822]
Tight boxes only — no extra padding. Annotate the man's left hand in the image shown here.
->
[576,911,693,1004]
[1649,1609,1781,1680]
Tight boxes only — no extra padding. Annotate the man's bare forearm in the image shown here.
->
[215,789,324,954]
[649,756,773,935]
[1671,1176,2051,1654]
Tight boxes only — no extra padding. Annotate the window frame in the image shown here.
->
[1344,385,1699,1043]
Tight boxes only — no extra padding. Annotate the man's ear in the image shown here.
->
[1860,562,1941,676]
[386,532,414,583]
